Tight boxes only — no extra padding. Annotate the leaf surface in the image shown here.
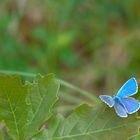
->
[129,134,140,140]
[25,74,60,139]
[0,75,29,140]
[42,103,140,140]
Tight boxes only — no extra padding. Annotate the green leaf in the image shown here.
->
[25,74,60,139]
[129,134,140,140]
[32,115,64,140]
[0,128,4,140]
[0,75,29,140]
[42,103,140,140]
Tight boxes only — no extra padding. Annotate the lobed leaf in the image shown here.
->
[0,75,29,140]
[38,103,140,140]
[25,74,60,139]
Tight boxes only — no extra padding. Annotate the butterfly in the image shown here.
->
[99,77,140,118]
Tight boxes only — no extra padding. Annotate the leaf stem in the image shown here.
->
[60,91,83,104]
[0,70,36,77]
[0,70,99,103]
[58,79,99,103]
[55,105,75,112]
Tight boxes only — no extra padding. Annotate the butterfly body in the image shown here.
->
[99,78,140,118]
[113,96,122,105]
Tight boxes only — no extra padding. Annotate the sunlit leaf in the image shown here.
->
[25,74,60,139]
[0,128,4,140]
[32,115,64,140]
[0,75,29,140]
[38,103,140,140]
[129,134,140,140]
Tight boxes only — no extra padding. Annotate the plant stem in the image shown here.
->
[0,70,36,77]
[60,91,83,104]
[55,105,76,112]
[0,70,99,103]
[58,79,99,103]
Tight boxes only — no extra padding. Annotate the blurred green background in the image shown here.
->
[0,0,140,97]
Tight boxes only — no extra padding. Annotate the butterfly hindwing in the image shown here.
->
[120,97,140,114]
[99,95,114,107]
[114,101,128,118]
[116,77,138,98]
[99,77,140,118]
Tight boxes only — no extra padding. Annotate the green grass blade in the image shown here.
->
[60,91,83,104]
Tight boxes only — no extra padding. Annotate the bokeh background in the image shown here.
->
[1,0,140,99]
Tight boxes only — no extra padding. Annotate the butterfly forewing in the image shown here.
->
[99,77,140,118]
[116,78,138,98]
[99,95,114,107]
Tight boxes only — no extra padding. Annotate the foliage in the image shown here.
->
[0,73,139,140]
[0,75,29,140]
[1,1,140,114]
[32,104,140,140]
[0,74,59,140]
[1,0,140,87]
[1,0,140,139]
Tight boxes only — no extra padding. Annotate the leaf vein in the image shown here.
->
[49,123,128,140]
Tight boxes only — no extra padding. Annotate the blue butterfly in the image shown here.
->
[99,77,140,118]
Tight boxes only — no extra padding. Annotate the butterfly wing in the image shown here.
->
[120,97,140,114]
[116,77,138,98]
[114,101,128,118]
[99,95,114,107]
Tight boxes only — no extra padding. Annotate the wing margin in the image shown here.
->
[99,95,114,107]
[116,77,138,98]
